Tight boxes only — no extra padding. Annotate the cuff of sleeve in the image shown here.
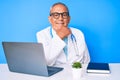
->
[52,34,66,49]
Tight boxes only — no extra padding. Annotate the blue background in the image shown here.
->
[0,0,120,63]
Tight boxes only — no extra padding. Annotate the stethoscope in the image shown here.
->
[71,34,84,63]
[50,27,85,63]
[71,34,80,57]
[50,27,80,56]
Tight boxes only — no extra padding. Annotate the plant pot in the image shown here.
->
[72,68,83,80]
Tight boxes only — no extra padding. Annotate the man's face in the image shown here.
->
[48,4,70,32]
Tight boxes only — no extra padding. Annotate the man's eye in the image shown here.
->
[63,14,67,16]
[63,13,68,16]
[54,14,59,16]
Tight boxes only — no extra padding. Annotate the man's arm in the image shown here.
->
[36,29,66,66]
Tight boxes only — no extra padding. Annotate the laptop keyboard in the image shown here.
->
[47,66,63,76]
[47,66,61,71]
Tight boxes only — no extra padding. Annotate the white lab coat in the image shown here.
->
[36,26,90,66]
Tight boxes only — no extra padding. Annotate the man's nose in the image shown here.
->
[58,14,63,20]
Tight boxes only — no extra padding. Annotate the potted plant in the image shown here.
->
[72,62,83,80]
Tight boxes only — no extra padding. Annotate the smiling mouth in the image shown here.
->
[56,23,64,24]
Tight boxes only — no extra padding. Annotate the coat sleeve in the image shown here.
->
[82,43,90,64]
[36,29,66,66]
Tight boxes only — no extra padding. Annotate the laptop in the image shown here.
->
[2,42,63,77]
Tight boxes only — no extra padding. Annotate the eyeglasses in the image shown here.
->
[50,12,69,19]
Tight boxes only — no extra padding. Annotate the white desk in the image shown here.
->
[0,63,120,80]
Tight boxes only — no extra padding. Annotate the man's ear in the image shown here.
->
[68,16,71,23]
[48,16,52,24]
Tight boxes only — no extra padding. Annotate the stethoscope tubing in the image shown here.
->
[50,27,84,63]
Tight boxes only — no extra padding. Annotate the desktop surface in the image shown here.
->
[0,63,120,80]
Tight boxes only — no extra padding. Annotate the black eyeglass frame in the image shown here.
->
[50,12,69,19]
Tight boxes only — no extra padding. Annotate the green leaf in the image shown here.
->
[72,62,82,68]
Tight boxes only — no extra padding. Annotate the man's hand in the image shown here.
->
[56,27,71,39]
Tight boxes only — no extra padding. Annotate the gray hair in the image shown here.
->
[49,2,69,15]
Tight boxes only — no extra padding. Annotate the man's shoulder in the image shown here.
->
[37,26,50,34]
[70,27,83,35]
[70,27,79,30]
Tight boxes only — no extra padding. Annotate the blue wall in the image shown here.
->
[0,0,120,63]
